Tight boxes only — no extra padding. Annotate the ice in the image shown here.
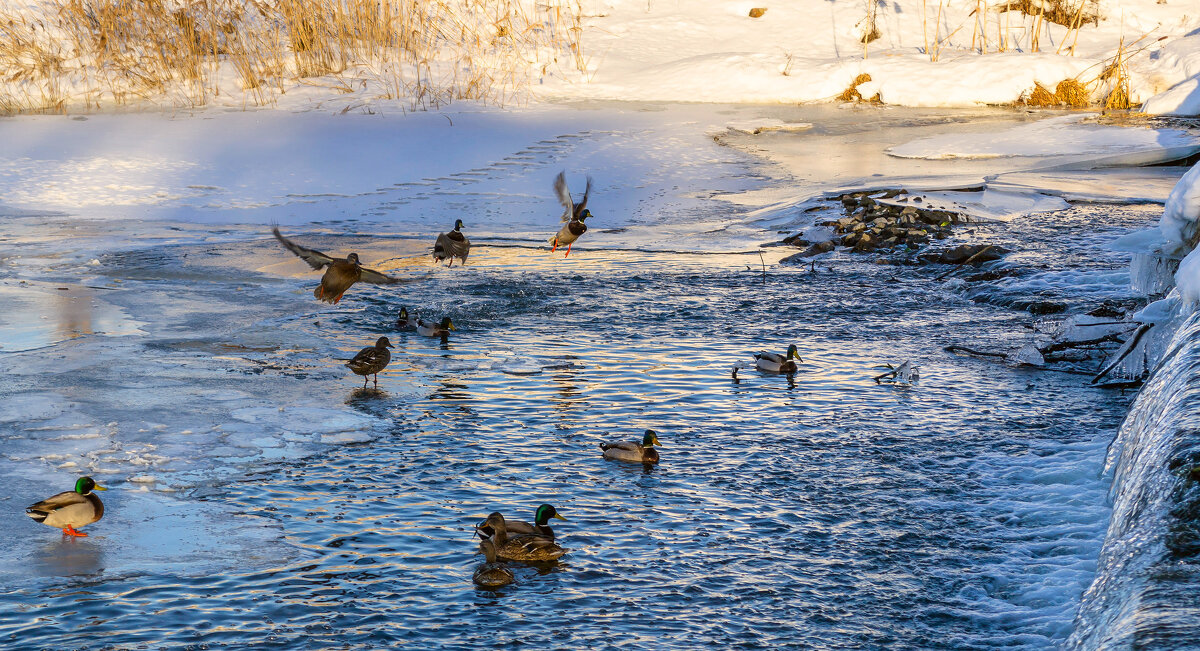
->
[1011,344,1046,367]
[1160,162,1200,253]
[987,168,1189,205]
[887,115,1199,161]
[230,406,381,435]
[878,189,1069,222]
[0,392,70,423]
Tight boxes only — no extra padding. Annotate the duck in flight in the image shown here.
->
[550,171,593,257]
[273,227,402,304]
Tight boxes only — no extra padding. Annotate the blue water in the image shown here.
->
[0,197,1151,648]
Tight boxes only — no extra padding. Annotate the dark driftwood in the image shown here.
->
[1038,330,1129,354]
[1091,323,1153,385]
[945,344,1006,358]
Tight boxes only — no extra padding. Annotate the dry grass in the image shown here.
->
[1021,78,1090,107]
[838,73,873,102]
[0,0,587,114]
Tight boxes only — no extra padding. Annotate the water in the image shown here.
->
[0,105,1186,649]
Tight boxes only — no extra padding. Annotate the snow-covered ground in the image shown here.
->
[3,0,1200,114]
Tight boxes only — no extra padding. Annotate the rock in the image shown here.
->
[1025,301,1067,315]
[932,244,1009,264]
[749,7,767,17]
[779,240,834,263]
[781,233,810,246]
[900,206,918,216]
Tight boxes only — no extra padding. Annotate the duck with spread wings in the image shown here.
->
[273,227,402,304]
[550,171,593,257]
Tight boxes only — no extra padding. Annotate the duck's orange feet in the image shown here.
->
[551,240,558,252]
[334,293,344,304]
[565,243,572,257]
[62,527,87,537]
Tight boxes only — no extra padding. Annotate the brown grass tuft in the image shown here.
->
[838,73,873,102]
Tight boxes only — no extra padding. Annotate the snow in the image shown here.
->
[1160,162,1200,254]
[3,0,1200,113]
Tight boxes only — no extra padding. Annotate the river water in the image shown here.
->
[0,104,1191,649]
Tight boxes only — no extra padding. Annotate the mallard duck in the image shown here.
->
[550,171,593,257]
[600,429,661,464]
[473,537,514,589]
[273,227,401,304]
[416,317,455,337]
[396,307,417,330]
[26,476,107,537]
[755,344,802,373]
[346,336,393,388]
[433,219,470,267]
[475,512,566,562]
[477,504,566,541]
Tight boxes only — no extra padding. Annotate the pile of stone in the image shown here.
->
[781,189,975,261]
[829,190,964,252]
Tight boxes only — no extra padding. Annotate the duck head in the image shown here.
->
[376,336,394,348]
[440,317,456,331]
[579,209,592,221]
[478,537,499,563]
[398,307,409,322]
[347,252,361,264]
[453,219,464,231]
[534,504,566,526]
[642,429,661,447]
[75,477,106,494]
[786,344,802,361]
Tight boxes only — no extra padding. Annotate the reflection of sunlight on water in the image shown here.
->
[0,282,144,352]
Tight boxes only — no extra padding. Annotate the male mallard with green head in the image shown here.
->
[416,317,455,337]
[346,336,393,388]
[477,504,566,541]
[755,344,802,373]
[434,220,470,267]
[273,227,402,304]
[475,512,566,562]
[473,538,514,589]
[600,429,661,464]
[396,307,417,330]
[26,476,107,537]
[550,171,593,257]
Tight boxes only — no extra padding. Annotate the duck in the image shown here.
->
[473,537,514,589]
[346,336,393,388]
[550,171,593,257]
[600,429,661,464]
[396,307,417,330]
[433,219,470,267]
[416,317,455,337]
[477,504,566,541]
[754,344,802,373]
[26,476,107,537]
[475,512,566,562]
[273,227,402,304]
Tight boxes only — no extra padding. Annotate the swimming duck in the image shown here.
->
[273,227,401,304]
[434,219,470,266]
[396,307,417,330]
[346,336,393,388]
[550,171,593,257]
[26,476,107,537]
[600,429,661,464]
[416,317,455,337]
[473,538,514,589]
[477,504,566,541]
[755,344,802,373]
[476,512,566,562]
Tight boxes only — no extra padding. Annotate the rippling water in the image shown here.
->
[0,199,1146,648]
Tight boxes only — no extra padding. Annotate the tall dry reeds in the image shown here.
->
[0,0,587,114]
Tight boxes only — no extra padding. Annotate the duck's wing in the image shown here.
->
[554,171,574,222]
[599,440,641,452]
[26,490,88,514]
[756,351,785,364]
[575,176,592,218]
[348,346,382,365]
[358,267,401,285]
[435,232,470,261]
[273,227,334,270]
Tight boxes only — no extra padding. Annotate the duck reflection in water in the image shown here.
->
[31,536,105,578]
[347,387,389,403]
